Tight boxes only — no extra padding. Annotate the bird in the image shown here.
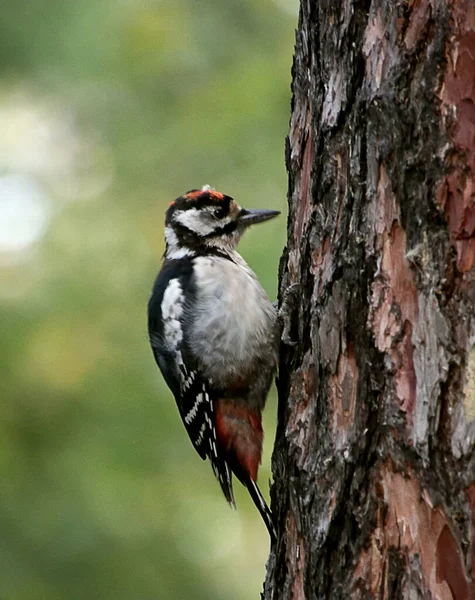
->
[147,185,280,541]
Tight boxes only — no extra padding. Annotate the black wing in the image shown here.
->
[148,259,235,505]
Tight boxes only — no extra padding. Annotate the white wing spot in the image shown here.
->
[184,392,204,424]
[183,371,195,390]
[195,422,207,446]
[161,278,185,368]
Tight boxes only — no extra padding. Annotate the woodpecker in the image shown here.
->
[148,185,279,541]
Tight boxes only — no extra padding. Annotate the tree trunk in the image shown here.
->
[265,1,475,598]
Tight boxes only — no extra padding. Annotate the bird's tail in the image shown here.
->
[246,479,277,543]
[211,459,236,508]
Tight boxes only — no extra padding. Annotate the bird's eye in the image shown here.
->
[212,207,226,219]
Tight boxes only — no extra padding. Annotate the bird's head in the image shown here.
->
[164,185,280,258]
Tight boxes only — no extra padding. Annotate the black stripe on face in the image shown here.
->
[166,191,233,224]
[202,220,238,238]
[170,216,238,247]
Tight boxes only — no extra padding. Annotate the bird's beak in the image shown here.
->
[238,208,281,227]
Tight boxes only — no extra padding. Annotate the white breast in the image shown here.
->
[189,254,276,383]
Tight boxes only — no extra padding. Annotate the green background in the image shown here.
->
[0,1,296,598]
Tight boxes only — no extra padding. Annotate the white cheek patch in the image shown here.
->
[165,226,194,259]
[174,208,231,236]
[165,226,179,247]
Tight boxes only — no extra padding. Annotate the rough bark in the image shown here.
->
[265,1,475,599]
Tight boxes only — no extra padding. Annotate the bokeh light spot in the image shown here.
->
[0,174,50,254]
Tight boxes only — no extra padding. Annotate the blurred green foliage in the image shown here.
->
[0,1,297,598]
